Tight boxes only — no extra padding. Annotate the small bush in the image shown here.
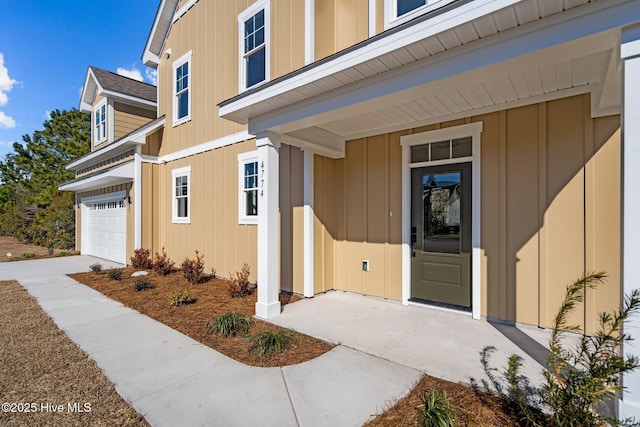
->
[130,248,152,269]
[249,330,298,358]
[133,279,152,292]
[153,247,175,276]
[18,253,36,259]
[167,289,194,306]
[107,268,123,281]
[204,312,253,337]
[56,251,72,257]
[181,250,205,284]
[416,389,456,427]
[228,263,254,298]
[89,263,103,274]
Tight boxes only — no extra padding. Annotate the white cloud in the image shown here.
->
[145,68,158,86]
[0,111,16,129]
[0,53,17,107]
[117,66,143,82]
[44,110,52,120]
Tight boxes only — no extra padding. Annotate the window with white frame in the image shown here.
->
[238,151,259,224]
[386,0,450,28]
[172,51,192,126]
[94,100,107,145]
[239,0,269,91]
[172,166,191,223]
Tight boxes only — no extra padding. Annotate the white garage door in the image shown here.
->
[85,198,127,264]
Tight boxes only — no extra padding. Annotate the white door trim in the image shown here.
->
[401,122,483,319]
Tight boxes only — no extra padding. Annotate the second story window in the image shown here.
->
[239,0,269,91]
[172,51,192,126]
[387,0,449,28]
[94,101,106,145]
[397,0,426,16]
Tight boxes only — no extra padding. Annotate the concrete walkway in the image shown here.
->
[0,257,419,427]
[0,256,551,426]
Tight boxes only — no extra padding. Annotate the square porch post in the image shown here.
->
[620,23,640,420]
[255,132,281,319]
[303,148,315,298]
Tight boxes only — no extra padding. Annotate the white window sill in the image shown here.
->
[172,116,191,128]
[172,217,191,224]
[239,216,258,225]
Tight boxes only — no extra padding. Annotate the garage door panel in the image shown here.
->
[85,199,126,264]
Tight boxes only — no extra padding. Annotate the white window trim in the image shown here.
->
[172,166,191,224]
[238,0,270,92]
[384,0,456,30]
[93,99,107,146]
[401,121,482,319]
[238,151,259,224]
[172,50,192,127]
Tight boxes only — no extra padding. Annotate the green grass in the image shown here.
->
[416,389,456,427]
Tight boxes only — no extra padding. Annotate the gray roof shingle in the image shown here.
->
[90,66,157,102]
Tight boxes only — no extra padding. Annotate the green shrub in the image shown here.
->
[107,268,123,281]
[133,279,152,292]
[153,247,175,276]
[228,263,254,298]
[416,389,456,427]
[89,263,103,274]
[167,289,194,306]
[249,330,298,358]
[130,248,152,269]
[204,312,253,337]
[181,250,205,284]
[18,252,36,259]
[56,251,72,257]
[506,272,640,427]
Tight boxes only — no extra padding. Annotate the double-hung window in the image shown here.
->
[239,0,269,91]
[172,166,191,223]
[172,51,192,126]
[94,100,107,145]
[238,151,259,224]
[386,0,450,28]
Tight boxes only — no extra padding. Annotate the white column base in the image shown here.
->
[255,300,281,320]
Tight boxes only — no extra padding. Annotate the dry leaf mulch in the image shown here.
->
[365,373,528,427]
[69,267,334,368]
[0,280,148,427]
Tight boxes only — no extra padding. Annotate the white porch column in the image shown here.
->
[255,132,281,319]
[620,23,640,420]
[303,149,315,298]
[134,147,142,250]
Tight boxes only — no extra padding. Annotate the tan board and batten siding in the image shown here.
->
[76,183,135,263]
[113,102,156,140]
[314,94,620,333]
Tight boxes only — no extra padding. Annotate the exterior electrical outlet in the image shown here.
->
[362,260,369,272]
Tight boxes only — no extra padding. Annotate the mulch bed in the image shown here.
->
[0,236,78,262]
[0,280,148,427]
[69,267,334,368]
[365,374,527,426]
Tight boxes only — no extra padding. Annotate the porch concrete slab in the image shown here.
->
[271,291,550,390]
[282,346,421,427]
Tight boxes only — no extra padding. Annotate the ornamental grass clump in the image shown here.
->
[204,312,253,337]
[133,279,152,292]
[181,250,205,284]
[249,330,299,358]
[415,389,456,427]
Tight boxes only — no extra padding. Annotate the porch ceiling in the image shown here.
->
[219,0,633,151]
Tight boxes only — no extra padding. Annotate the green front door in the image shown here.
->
[410,162,471,309]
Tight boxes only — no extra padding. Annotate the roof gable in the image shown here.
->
[142,0,180,67]
[79,66,157,112]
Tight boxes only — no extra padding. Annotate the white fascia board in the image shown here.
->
[281,135,345,159]
[249,0,636,134]
[159,130,252,163]
[100,90,157,109]
[143,0,173,68]
[219,0,522,119]
[59,162,134,192]
[67,117,165,170]
[80,68,100,111]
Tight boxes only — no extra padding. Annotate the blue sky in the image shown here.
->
[0,1,159,159]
